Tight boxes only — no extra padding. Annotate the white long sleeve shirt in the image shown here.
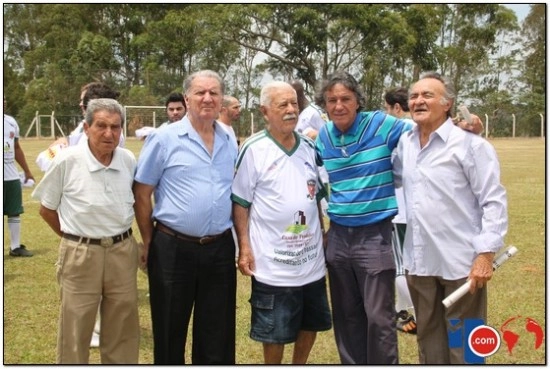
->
[393,118,508,280]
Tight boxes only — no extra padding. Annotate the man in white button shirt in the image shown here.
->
[32,98,140,364]
[217,95,241,145]
[392,72,508,364]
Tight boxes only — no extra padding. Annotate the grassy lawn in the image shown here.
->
[3,137,545,364]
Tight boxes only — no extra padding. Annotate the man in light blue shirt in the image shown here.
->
[393,72,508,364]
[133,70,238,364]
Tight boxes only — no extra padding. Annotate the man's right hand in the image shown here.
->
[237,248,255,276]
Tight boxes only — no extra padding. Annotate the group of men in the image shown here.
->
[8,67,508,365]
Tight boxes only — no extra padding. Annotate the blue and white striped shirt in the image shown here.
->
[316,111,412,227]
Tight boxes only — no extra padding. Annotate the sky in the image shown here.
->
[504,3,531,21]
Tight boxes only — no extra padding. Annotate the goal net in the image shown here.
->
[124,105,166,138]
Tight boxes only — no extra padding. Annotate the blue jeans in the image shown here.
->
[249,276,332,344]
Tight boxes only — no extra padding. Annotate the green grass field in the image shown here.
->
[3,137,546,364]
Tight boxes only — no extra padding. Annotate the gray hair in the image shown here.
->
[260,81,296,107]
[85,98,124,125]
[416,71,456,117]
[183,70,225,96]
[315,71,366,113]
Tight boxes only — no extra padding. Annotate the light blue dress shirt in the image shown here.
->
[134,117,237,237]
[393,118,508,280]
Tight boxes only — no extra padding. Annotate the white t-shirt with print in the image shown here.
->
[232,131,326,287]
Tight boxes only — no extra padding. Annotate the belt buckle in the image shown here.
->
[199,236,210,245]
[101,237,114,247]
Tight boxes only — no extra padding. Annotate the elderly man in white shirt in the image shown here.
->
[392,72,508,365]
[32,98,139,364]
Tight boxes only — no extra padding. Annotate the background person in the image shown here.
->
[36,82,123,172]
[4,97,35,257]
[217,95,241,145]
[133,70,237,364]
[232,81,331,364]
[290,80,329,140]
[384,86,417,334]
[393,72,508,364]
[157,92,187,129]
[32,98,140,364]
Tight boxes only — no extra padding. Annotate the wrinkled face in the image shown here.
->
[324,83,359,133]
[225,98,241,123]
[408,78,451,126]
[166,101,186,122]
[184,76,222,122]
[84,110,122,156]
[261,86,298,137]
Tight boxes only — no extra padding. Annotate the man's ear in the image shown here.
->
[444,100,453,114]
[259,105,268,118]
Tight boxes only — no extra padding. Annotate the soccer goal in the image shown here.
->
[124,105,166,138]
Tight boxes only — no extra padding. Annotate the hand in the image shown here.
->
[468,252,495,294]
[138,242,149,273]
[24,171,35,183]
[237,248,255,276]
[454,114,484,135]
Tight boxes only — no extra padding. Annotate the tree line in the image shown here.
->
[3,4,545,137]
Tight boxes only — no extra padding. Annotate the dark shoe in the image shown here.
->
[9,244,33,257]
[396,310,417,334]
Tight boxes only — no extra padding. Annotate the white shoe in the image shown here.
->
[90,331,100,348]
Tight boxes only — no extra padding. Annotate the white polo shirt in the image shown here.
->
[32,139,136,238]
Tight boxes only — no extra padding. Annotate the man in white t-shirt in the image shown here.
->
[232,81,331,364]
[3,97,35,257]
[217,95,240,145]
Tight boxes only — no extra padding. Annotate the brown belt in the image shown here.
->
[62,228,133,247]
[155,222,230,245]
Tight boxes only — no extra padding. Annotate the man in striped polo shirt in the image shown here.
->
[314,71,483,364]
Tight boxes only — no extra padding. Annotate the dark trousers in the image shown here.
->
[325,219,397,364]
[147,229,237,364]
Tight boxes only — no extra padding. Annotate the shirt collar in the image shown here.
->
[410,117,454,142]
[434,118,455,142]
[83,138,123,172]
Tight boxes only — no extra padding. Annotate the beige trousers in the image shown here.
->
[56,236,140,364]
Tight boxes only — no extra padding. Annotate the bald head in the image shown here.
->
[218,95,241,125]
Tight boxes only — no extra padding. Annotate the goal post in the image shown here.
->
[124,105,166,138]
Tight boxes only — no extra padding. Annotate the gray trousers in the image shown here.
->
[325,219,397,364]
